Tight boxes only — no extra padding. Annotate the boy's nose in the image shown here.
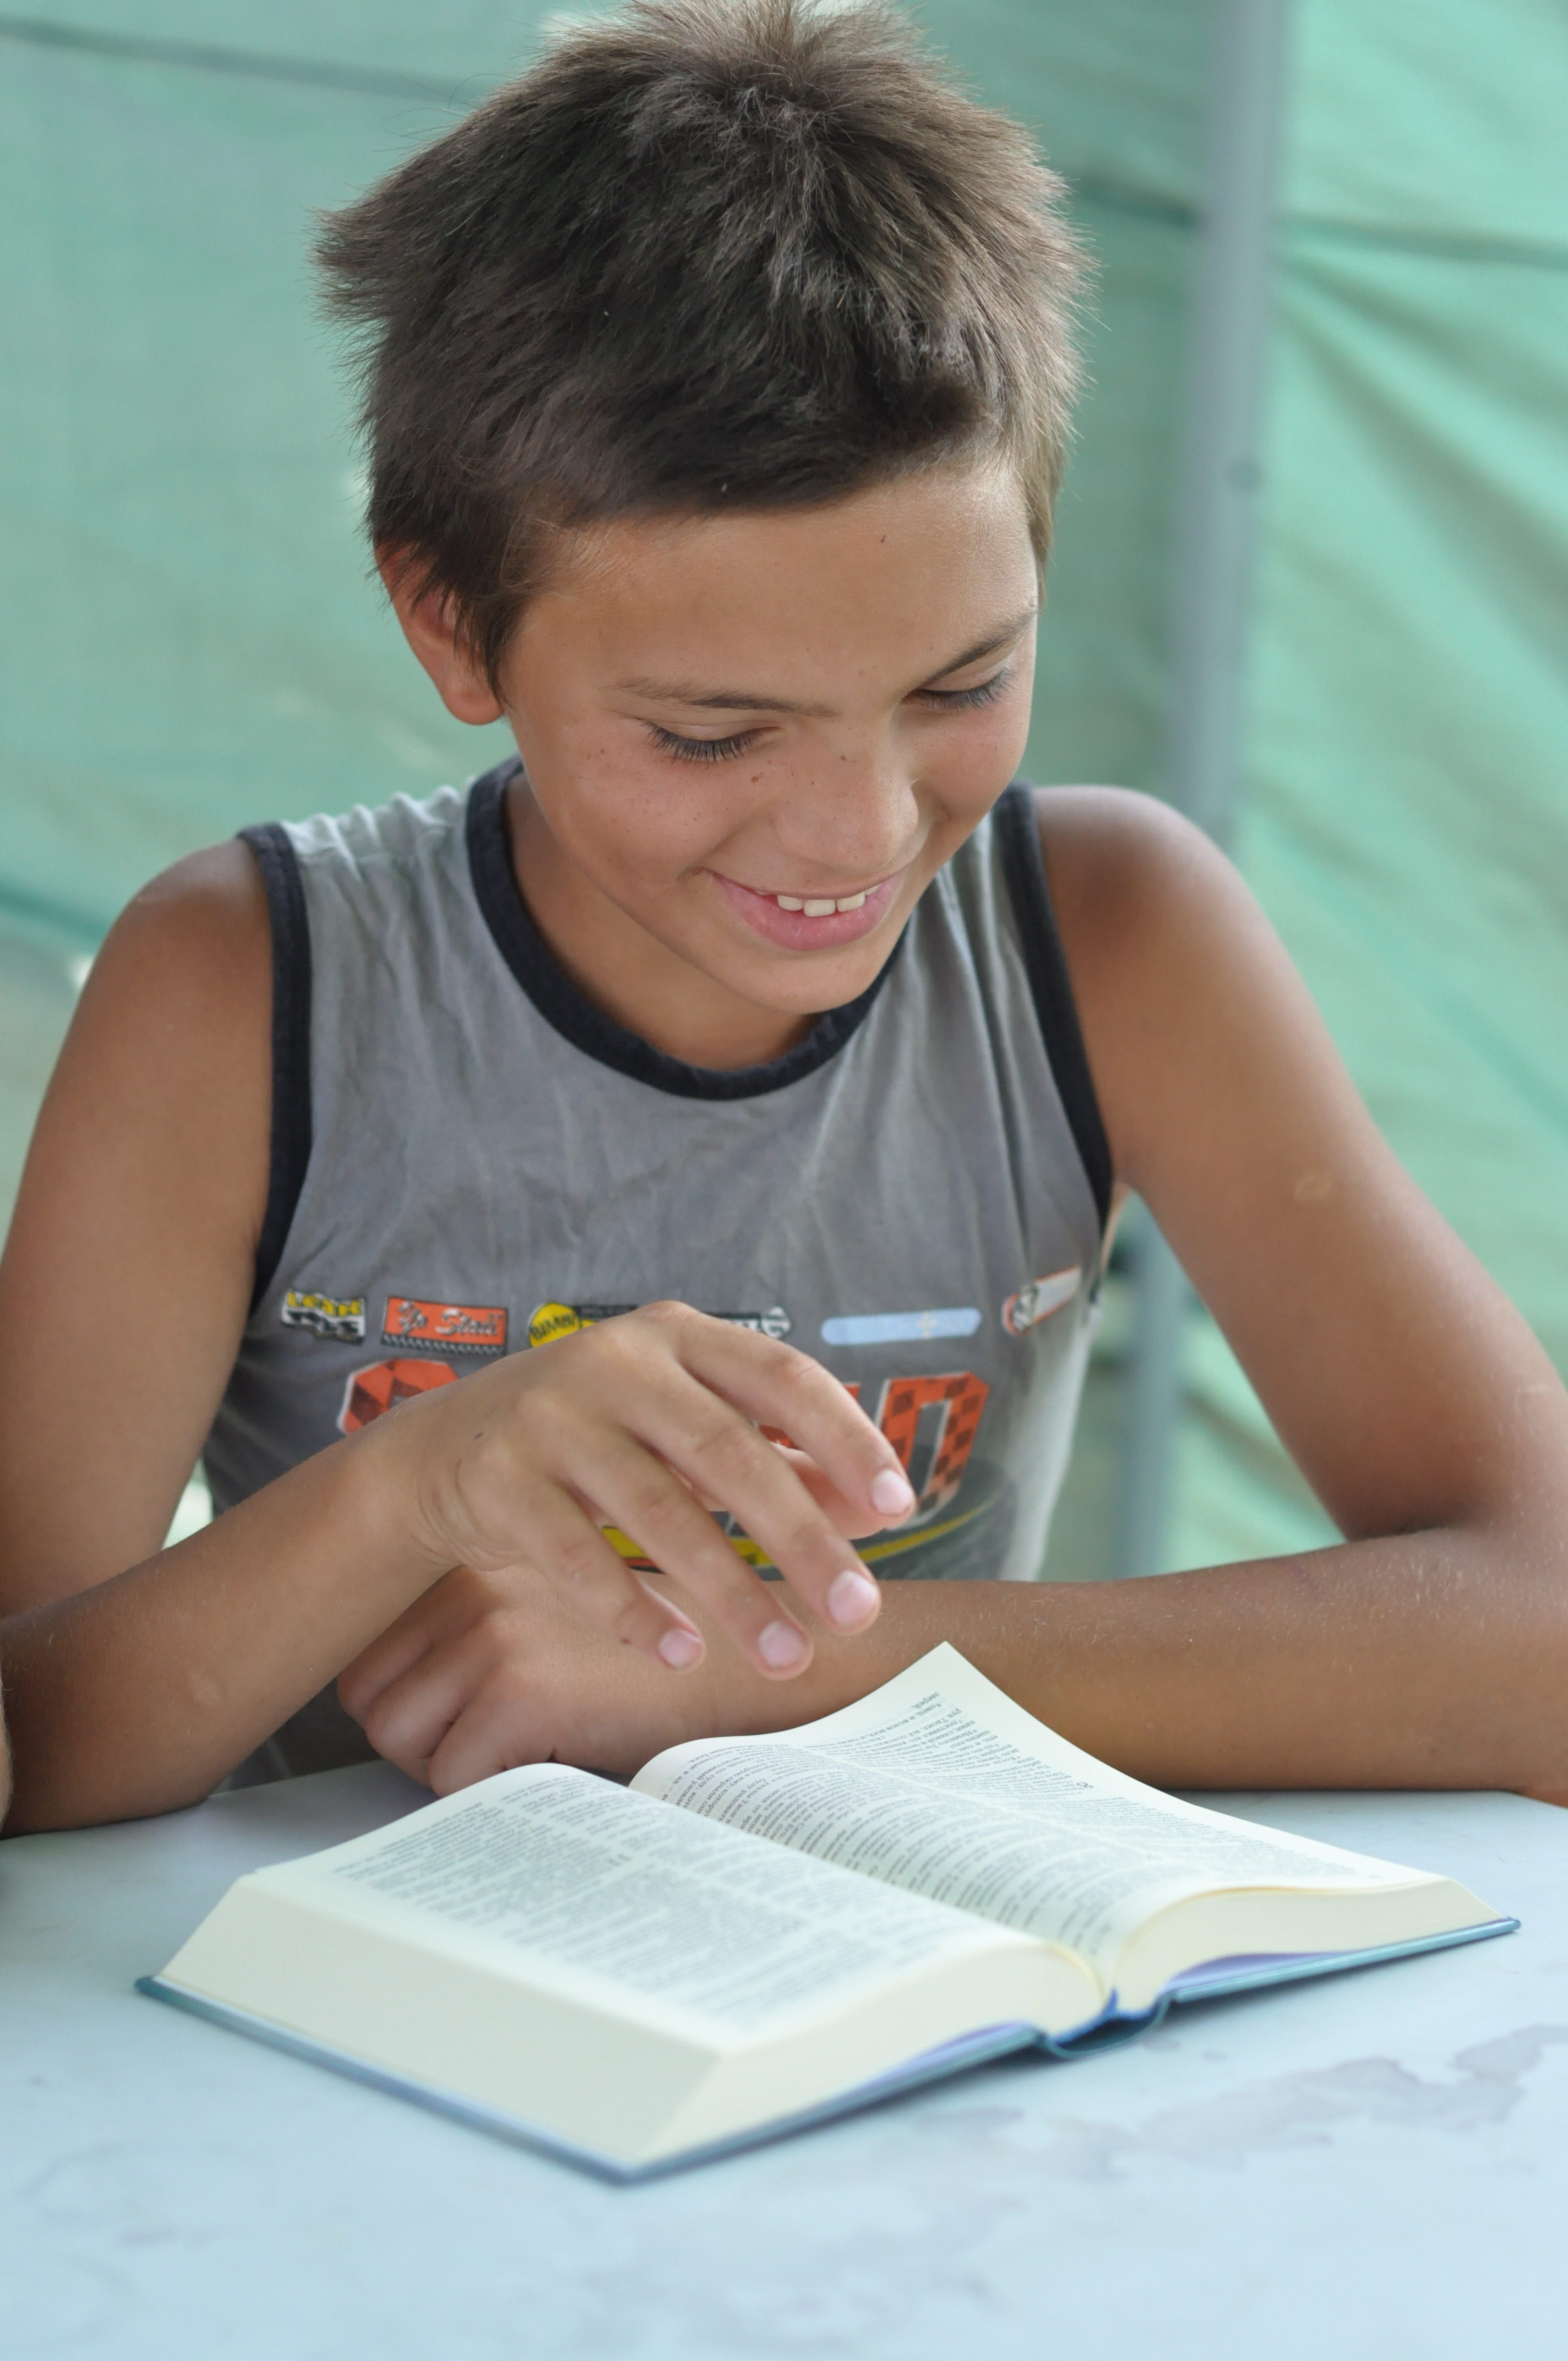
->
[772,738,924,878]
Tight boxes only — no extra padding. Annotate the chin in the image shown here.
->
[738,943,892,1013]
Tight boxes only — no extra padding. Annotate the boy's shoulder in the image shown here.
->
[1032,782,1249,995]
[39,837,274,1236]
[1027,784,1293,1184]
[93,837,273,1028]
[1032,782,1220,915]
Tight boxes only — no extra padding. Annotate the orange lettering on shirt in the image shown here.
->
[871,1371,990,1519]
[383,1296,508,1351]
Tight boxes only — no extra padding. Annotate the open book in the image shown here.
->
[142,1646,1513,2179]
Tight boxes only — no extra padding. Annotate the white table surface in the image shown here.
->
[3,1765,1565,2360]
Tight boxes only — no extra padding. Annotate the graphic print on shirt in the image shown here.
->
[281,1290,367,1343]
[339,1357,458,1434]
[527,1300,793,1347]
[383,1296,508,1352]
[871,1371,992,1523]
[820,1308,983,1346]
[1001,1266,1082,1335]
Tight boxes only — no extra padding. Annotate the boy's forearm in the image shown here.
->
[14,1494,1565,1830]
[671,1529,1568,1799]
[0,1433,449,1834]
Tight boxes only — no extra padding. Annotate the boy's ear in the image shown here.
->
[378,548,505,726]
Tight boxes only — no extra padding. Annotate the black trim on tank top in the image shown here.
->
[238,823,313,1312]
[993,782,1114,1234]
[466,759,907,1102]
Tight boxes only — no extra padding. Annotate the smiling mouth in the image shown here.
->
[706,867,905,949]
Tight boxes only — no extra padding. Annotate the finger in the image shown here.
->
[693,1444,902,1538]
[525,1490,709,1669]
[337,1588,454,1727]
[669,1451,869,1534]
[570,1387,875,1669]
[587,1444,821,1675]
[773,1447,899,1540]
[454,1444,707,1670]
[426,1676,568,1796]
[646,1304,916,1528]
[348,1631,473,1783]
[353,1606,573,1784]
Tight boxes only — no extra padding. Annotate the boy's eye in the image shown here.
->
[917,664,1012,712]
[645,661,1011,761]
[648,725,761,764]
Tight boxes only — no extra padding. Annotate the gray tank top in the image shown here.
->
[210,762,1110,1782]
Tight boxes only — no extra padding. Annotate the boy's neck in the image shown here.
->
[508,782,816,1072]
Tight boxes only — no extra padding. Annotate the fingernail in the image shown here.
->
[758,1619,810,1672]
[826,1566,880,1630]
[870,1467,916,1516]
[658,1628,703,1670]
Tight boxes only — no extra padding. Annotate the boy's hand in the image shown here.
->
[337,1561,717,1787]
[363,1302,914,1681]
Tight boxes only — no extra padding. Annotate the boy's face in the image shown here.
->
[403,458,1038,1036]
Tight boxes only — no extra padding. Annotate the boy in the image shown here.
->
[2,0,1566,1832]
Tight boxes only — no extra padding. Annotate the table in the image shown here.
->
[3,1767,1565,2359]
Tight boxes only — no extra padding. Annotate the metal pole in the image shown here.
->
[1111,0,1293,1580]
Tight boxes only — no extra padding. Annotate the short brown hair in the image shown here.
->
[317,0,1084,686]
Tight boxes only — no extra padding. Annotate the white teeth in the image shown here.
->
[774,890,871,915]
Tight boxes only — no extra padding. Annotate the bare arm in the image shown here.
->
[1038,786,1568,1794]
[0,847,271,1601]
[340,791,1568,1801]
[0,848,430,1827]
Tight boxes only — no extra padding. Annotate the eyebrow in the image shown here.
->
[613,605,1038,714]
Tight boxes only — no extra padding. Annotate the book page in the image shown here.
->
[633,1646,1441,1979]
[271,1762,1025,2041]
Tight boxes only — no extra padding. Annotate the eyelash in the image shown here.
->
[647,665,1013,765]
[918,666,1012,714]
[648,726,761,765]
